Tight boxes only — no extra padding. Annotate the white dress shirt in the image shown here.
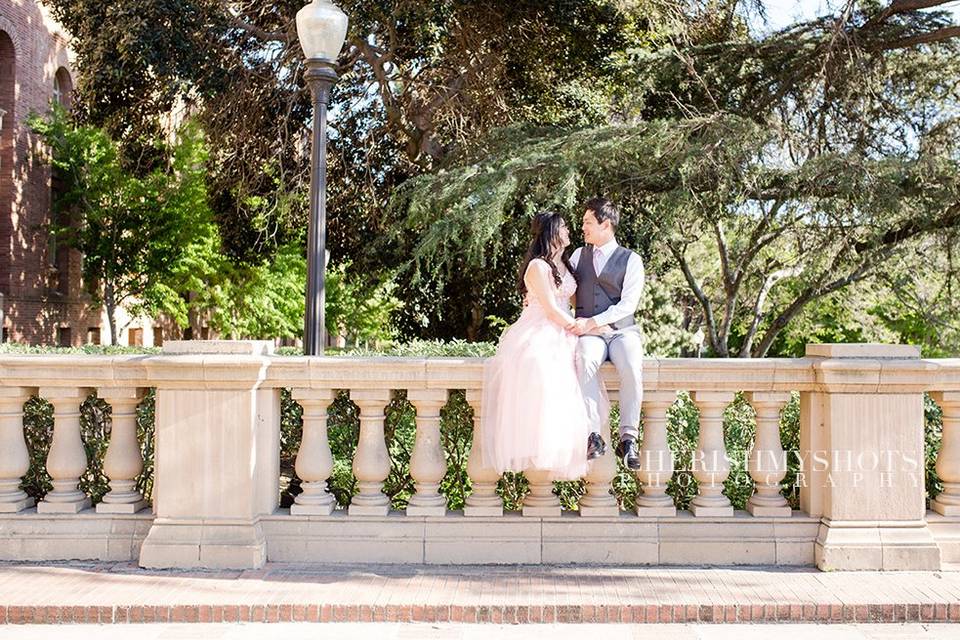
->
[570,238,645,328]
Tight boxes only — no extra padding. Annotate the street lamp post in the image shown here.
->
[296,0,348,355]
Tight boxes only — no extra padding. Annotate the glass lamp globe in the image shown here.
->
[296,0,349,63]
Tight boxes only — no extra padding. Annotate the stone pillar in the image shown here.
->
[522,468,561,517]
[348,389,392,516]
[463,389,503,517]
[806,343,940,570]
[0,387,34,513]
[579,389,618,517]
[745,392,792,517]
[290,388,337,516]
[636,391,678,517]
[930,392,960,516]
[37,387,92,514]
[97,388,148,514]
[799,388,826,519]
[138,341,280,569]
[689,391,735,516]
[406,389,449,516]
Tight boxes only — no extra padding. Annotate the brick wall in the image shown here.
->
[0,5,100,345]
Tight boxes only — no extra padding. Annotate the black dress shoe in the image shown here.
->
[615,437,641,470]
[586,431,606,460]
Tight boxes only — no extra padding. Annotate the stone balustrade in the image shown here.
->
[0,341,959,571]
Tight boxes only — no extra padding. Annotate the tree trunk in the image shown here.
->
[104,280,118,346]
[465,303,484,342]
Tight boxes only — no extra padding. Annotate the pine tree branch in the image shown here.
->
[853,203,960,254]
[864,0,955,28]
[870,26,960,51]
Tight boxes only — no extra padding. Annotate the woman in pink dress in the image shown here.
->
[480,212,609,481]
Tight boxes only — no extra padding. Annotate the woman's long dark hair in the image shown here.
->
[517,211,577,297]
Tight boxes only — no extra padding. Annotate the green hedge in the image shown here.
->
[8,342,944,512]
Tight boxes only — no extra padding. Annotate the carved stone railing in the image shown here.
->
[1,341,959,571]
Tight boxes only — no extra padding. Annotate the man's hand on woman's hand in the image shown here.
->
[565,317,597,336]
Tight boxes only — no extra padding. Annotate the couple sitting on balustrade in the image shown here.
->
[480,197,645,480]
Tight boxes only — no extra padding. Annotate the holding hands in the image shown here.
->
[565,317,598,336]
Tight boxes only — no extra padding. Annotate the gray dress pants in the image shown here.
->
[575,327,644,440]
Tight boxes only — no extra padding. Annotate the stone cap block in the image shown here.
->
[806,343,920,359]
[161,340,275,356]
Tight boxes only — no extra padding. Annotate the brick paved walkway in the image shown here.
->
[4,623,960,639]
[1,562,959,625]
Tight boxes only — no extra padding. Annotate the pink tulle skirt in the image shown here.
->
[479,306,600,481]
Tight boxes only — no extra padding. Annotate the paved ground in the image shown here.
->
[2,623,960,639]
[1,562,959,624]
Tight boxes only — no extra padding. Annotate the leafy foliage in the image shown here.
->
[389,0,960,352]
[43,0,667,339]
[33,1,960,350]
[28,107,222,343]
[29,108,399,343]
[43,0,651,249]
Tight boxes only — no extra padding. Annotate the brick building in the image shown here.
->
[0,2,162,346]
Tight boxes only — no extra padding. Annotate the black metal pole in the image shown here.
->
[303,60,337,356]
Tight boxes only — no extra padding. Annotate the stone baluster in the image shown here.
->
[407,389,450,516]
[931,392,960,516]
[463,389,503,516]
[689,391,735,516]
[636,391,678,517]
[290,388,337,516]
[0,387,34,513]
[97,388,148,513]
[522,468,561,517]
[348,389,393,516]
[37,387,92,513]
[745,392,792,517]
[579,389,618,517]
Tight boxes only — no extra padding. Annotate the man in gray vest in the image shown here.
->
[571,197,645,469]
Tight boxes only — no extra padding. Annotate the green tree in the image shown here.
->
[45,0,960,348]
[30,107,400,344]
[388,1,960,351]
[28,107,221,344]
[188,243,402,343]
[43,0,663,324]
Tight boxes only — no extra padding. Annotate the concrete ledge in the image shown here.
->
[161,340,274,355]
[425,513,540,564]
[926,512,960,563]
[806,343,921,359]
[815,519,942,571]
[139,518,268,570]
[0,508,152,561]
[5,509,959,569]
[264,509,820,566]
[4,350,960,392]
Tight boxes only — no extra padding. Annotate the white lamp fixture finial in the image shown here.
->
[296,0,349,63]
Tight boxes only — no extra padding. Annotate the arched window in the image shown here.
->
[0,31,14,175]
[49,68,73,290]
[53,67,72,109]
[0,31,12,337]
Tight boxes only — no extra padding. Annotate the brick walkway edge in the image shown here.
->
[1,562,959,625]
[4,602,960,624]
